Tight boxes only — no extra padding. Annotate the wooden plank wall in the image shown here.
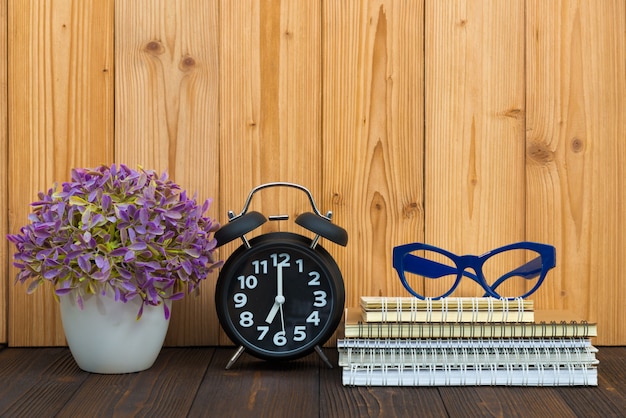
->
[425,1,527,297]
[7,0,114,345]
[525,0,626,343]
[114,0,221,346]
[3,0,625,346]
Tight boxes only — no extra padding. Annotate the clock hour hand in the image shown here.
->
[265,264,285,324]
[265,295,285,323]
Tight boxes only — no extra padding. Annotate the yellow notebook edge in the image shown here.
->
[360,296,534,312]
[344,307,597,333]
[361,309,536,323]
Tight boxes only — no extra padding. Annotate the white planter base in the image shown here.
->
[59,292,171,374]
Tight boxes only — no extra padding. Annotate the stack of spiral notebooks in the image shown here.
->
[338,297,598,386]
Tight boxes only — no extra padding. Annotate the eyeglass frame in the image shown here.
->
[392,241,556,300]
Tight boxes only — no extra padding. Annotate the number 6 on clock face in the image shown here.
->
[215,232,345,361]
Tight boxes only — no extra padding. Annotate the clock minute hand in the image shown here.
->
[265,264,285,324]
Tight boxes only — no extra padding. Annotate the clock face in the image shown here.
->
[215,232,345,361]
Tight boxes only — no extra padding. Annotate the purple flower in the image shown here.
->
[6,164,223,319]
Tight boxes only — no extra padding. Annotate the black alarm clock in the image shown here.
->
[214,182,348,369]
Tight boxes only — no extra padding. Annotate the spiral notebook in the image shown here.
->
[337,338,598,368]
[360,296,535,323]
[339,300,598,386]
[342,363,598,386]
[343,308,597,339]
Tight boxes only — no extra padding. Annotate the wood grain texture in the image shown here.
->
[218,0,323,345]
[218,0,322,232]
[2,347,624,417]
[0,349,64,411]
[0,348,88,416]
[7,0,114,346]
[114,0,221,346]
[0,0,8,343]
[319,350,448,418]
[594,347,626,411]
[440,385,596,417]
[525,0,626,344]
[425,0,526,297]
[57,348,214,417]
[322,0,424,307]
[4,1,626,346]
[189,348,321,418]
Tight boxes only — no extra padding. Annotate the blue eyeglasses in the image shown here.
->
[392,242,556,299]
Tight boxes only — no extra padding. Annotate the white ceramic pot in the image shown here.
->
[59,291,171,374]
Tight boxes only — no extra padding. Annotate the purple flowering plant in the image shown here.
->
[7,164,222,319]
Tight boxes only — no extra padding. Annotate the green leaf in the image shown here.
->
[86,282,96,294]
[69,196,90,206]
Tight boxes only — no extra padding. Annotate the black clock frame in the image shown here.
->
[215,232,345,361]
[213,182,348,369]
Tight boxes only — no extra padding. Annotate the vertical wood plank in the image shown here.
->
[322,0,425,308]
[219,0,322,344]
[526,0,626,344]
[115,0,221,346]
[424,0,526,297]
[0,0,8,343]
[7,0,114,346]
[219,0,322,231]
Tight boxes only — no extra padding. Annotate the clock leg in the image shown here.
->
[314,345,333,369]
[225,345,246,369]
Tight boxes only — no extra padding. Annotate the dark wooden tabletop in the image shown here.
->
[0,346,624,417]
